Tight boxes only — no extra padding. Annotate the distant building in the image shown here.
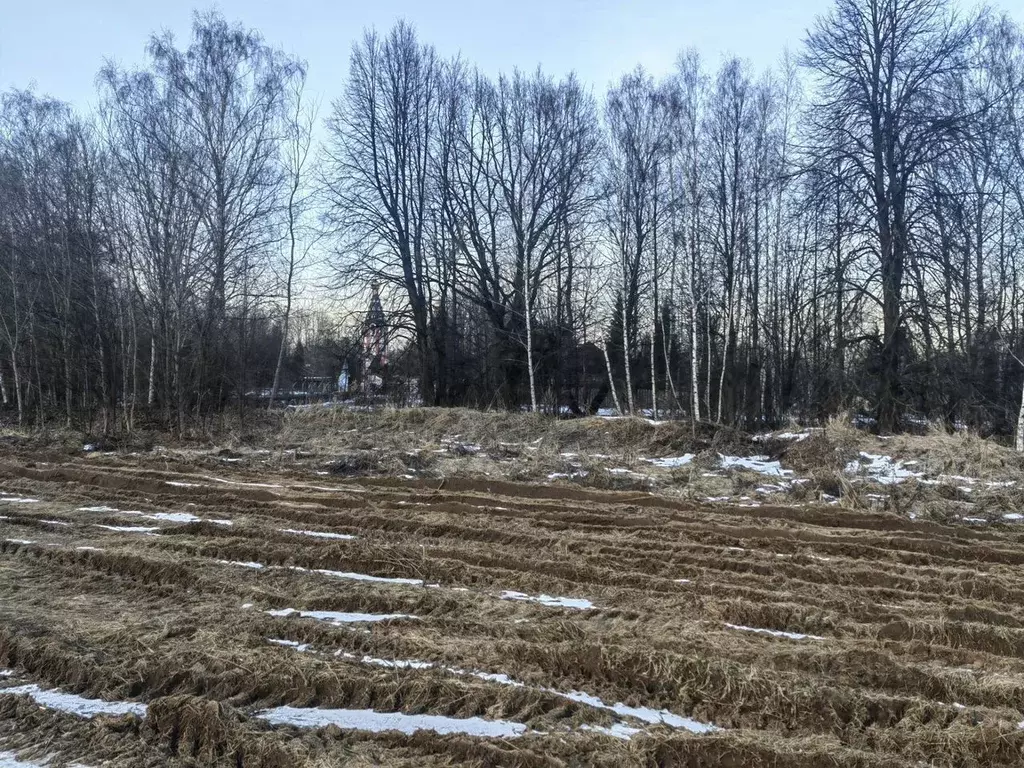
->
[362,282,387,393]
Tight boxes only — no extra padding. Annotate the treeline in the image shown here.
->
[4,0,1024,438]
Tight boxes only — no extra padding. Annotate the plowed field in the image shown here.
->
[2,454,1024,766]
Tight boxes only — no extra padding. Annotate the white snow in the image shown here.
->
[5,540,35,545]
[675,578,692,584]
[1004,513,1023,521]
[547,471,588,480]
[0,498,39,504]
[340,653,435,670]
[94,525,159,534]
[724,623,824,641]
[76,506,119,513]
[76,546,103,552]
[164,481,201,487]
[205,476,283,489]
[266,608,417,624]
[500,591,594,610]
[311,569,424,586]
[643,455,695,469]
[845,453,922,484]
[139,511,202,523]
[279,528,356,540]
[1,684,146,718]
[0,751,52,768]
[267,638,312,652]
[219,560,265,569]
[580,723,644,740]
[255,705,526,737]
[559,689,716,733]
[753,431,812,442]
[303,652,719,739]
[719,455,793,477]
[0,671,13,677]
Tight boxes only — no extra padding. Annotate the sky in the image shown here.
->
[0,0,838,115]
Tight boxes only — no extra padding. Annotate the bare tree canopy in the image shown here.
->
[4,1,1024,442]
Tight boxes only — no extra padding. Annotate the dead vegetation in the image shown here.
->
[2,409,1024,765]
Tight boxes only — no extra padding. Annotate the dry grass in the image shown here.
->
[3,410,1024,765]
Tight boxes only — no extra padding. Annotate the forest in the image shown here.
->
[3,0,1024,440]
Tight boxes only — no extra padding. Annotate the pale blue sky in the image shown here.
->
[1,0,841,112]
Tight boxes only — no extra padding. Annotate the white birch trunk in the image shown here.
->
[525,254,537,413]
[690,287,701,423]
[621,292,635,415]
[147,333,156,407]
[601,340,622,415]
[649,315,658,419]
[1015,378,1024,452]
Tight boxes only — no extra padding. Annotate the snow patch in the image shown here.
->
[559,689,716,733]
[279,528,356,540]
[266,608,417,624]
[1,684,146,718]
[719,455,793,477]
[76,506,119,513]
[205,476,283,489]
[845,453,922,485]
[141,511,202,523]
[580,723,644,740]
[343,653,435,670]
[724,623,824,641]
[255,706,526,738]
[643,455,695,469]
[0,751,55,768]
[293,649,718,739]
[267,638,312,652]
[219,560,265,570]
[500,591,594,610]
[94,525,159,534]
[0,498,39,504]
[310,569,424,586]
[753,431,813,443]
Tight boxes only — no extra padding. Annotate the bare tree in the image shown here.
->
[325,21,440,404]
[270,77,319,407]
[804,0,978,431]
